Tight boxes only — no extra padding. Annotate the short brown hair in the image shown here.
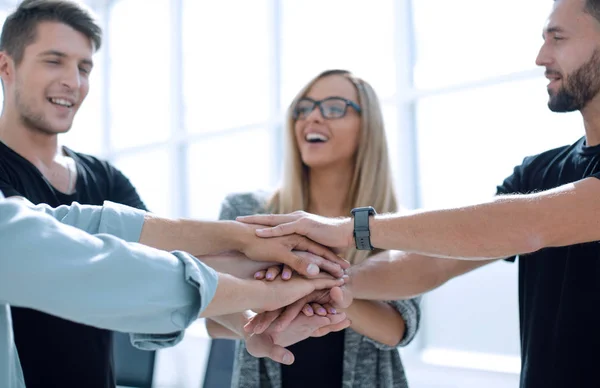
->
[0,0,102,65]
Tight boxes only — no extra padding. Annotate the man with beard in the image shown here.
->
[238,0,600,387]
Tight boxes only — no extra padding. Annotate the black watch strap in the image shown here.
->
[351,206,376,250]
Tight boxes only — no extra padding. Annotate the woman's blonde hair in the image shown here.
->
[268,69,398,264]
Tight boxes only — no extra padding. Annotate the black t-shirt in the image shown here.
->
[0,141,147,388]
[497,137,600,388]
[281,330,345,388]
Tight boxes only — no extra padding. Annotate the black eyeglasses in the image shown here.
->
[292,97,362,120]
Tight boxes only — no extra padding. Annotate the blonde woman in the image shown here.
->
[208,70,420,388]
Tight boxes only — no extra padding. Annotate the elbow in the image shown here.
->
[382,332,404,348]
[204,319,219,338]
[384,315,407,348]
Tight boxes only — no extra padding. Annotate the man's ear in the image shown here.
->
[0,52,15,86]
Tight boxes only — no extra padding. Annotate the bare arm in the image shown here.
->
[347,250,497,301]
[200,274,344,318]
[139,215,348,278]
[139,216,249,256]
[242,177,600,260]
[341,300,405,347]
[206,319,240,339]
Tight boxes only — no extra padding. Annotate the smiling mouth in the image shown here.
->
[48,97,75,108]
[305,133,329,143]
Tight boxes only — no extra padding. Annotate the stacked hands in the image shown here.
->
[229,211,355,365]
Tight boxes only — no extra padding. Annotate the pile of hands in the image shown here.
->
[222,211,356,365]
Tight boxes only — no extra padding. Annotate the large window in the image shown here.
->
[6,0,584,386]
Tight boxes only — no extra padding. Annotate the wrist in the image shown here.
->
[221,221,254,252]
[342,217,354,249]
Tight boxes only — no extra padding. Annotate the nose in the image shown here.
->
[60,64,81,90]
[535,41,552,67]
[305,103,324,121]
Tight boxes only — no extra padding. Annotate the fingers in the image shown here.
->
[323,303,337,314]
[265,265,281,281]
[311,316,352,338]
[302,304,314,316]
[236,213,302,227]
[311,303,327,316]
[294,238,350,270]
[292,251,342,278]
[272,297,311,333]
[282,251,320,277]
[244,309,281,334]
[281,265,293,280]
[254,270,267,280]
[256,221,301,238]
[252,309,282,334]
[267,345,295,365]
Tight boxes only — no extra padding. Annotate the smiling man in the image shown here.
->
[0,1,148,387]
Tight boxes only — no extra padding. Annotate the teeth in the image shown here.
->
[49,98,74,107]
[306,133,329,142]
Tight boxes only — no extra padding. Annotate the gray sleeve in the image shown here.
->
[218,192,269,221]
[362,297,422,350]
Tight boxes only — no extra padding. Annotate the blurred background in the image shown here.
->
[0,0,584,387]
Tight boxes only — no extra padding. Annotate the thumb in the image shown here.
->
[268,346,295,365]
[283,251,320,277]
[330,286,352,309]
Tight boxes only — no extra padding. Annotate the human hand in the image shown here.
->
[257,274,345,313]
[236,211,354,251]
[245,312,351,364]
[237,222,350,278]
[248,283,353,334]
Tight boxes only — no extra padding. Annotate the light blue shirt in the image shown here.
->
[0,192,219,388]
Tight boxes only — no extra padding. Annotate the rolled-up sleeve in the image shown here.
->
[0,198,218,348]
[27,200,146,242]
[362,297,422,350]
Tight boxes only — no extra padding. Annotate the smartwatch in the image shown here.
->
[350,206,376,250]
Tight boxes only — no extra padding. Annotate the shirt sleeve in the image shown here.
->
[0,197,218,347]
[361,298,422,350]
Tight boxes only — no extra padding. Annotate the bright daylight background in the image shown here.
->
[0,0,583,387]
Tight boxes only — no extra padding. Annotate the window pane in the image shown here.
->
[62,49,104,155]
[382,103,400,190]
[187,128,272,220]
[183,0,270,133]
[416,77,580,356]
[108,0,171,149]
[112,148,172,217]
[281,0,396,106]
[413,1,553,89]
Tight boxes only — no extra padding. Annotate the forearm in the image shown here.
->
[342,299,405,347]
[370,188,584,259]
[206,319,240,339]
[207,311,255,339]
[140,215,250,256]
[348,250,493,301]
[198,251,275,279]
[200,274,264,318]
